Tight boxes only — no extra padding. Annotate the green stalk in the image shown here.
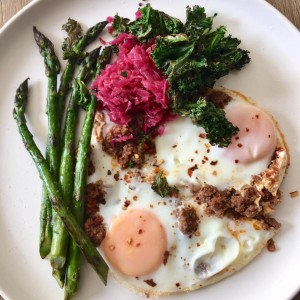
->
[50,48,101,286]
[13,78,109,286]
[39,20,107,259]
[58,20,108,124]
[33,26,61,259]
[64,46,113,300]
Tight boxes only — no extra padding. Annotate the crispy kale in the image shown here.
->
[151,6,250,102]
[62,18,83,59]
[112,4,183,41]
[150,5,250,146]
[113,4,250,147]
[151,172,179,198]
[151,34,196,75]
[184,6,216,40]
[179,98,239,147]
[112,15,130,36]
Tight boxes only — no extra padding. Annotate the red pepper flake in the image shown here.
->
[114,172,120,181]
[268,134,271,138]
[136,243,141,247]
[107,170,112,175]
[204,156,209,161]
[133,195,138,201]
[187,164,198,177]
[289,191,299,198]
[246,128,250,132]
[202,159,206,164]
[210,160,218,166]
[235,136,240,140]
[163,250,170,265]
[138,229,143,234]
[255,114,259,118]
[196,242,200,247]
[144,279,157,287]
[199,133,207,138]
[176,282,181,287]
[267,238,276,252]
[206,149,210,153]
[124,200,131,208]
[235,160,239,164]
[172,144,177,148]
[237,143,243,148]
[195,150,199,154]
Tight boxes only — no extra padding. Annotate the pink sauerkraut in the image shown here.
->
[91,34,171,132]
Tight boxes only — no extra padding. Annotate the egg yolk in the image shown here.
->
[223,103,277,164]
[102,209,167,276]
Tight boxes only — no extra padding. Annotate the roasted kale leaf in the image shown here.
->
[112,15,130,36]
[112,4,184,41]
[61,18,83,60]
[150,5,249,146]
[179,98,239,147]
[151,6,250,104]
[113,4,250,147]
[151,171,179,198]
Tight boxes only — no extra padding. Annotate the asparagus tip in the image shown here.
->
[52,268,66,288]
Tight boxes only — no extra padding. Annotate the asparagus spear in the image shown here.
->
[47,21,107,263]
[13,78,109,286]
[64,46,113,300]
[58,20,108,124]
[50,47,101,286]
[39,21,107,258]
[33,26,61,259]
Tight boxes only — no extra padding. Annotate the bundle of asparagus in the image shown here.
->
[13,19,112,299]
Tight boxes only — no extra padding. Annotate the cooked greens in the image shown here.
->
[151,171,179,198]
[112,4,183,41]
[113,4,250,147]
[179,98,239,147]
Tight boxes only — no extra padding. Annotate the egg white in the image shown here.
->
[155,93,277,191]
[88,93,281,296]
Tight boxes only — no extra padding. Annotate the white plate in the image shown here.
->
[0,0,300,299]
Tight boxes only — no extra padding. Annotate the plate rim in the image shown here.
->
[0,1,300,300]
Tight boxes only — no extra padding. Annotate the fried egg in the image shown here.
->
[155,90,280,191]
[88,88,289,297]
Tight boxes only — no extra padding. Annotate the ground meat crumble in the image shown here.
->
[195,183,281,229]
[194,148,287,229]
[84,180,106,246]
[144,279,157,287]
[178,206,199,235]
[267,238,276,252]
[84,215,106,246]
[102,124,156,169]
[163,251,170,266]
